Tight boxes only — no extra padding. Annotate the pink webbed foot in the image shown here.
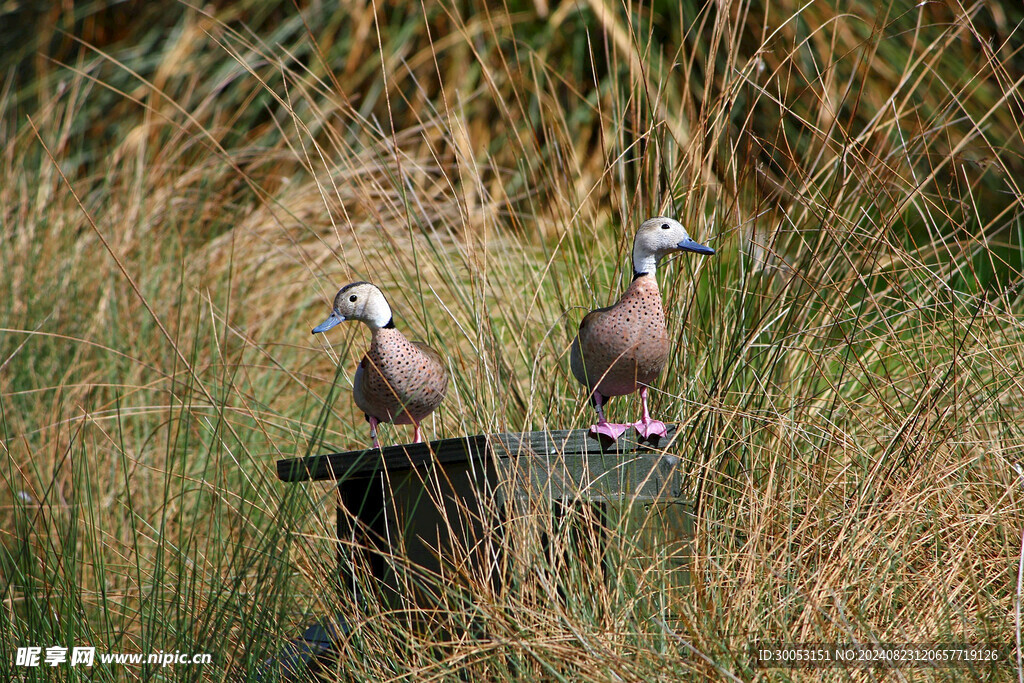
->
[587,390,629,441]
[633,386,668,440]
[633,418,668,440]
[589,420,629,441]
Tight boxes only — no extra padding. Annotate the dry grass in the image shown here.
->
[3,0,1024,680]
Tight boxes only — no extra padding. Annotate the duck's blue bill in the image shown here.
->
[312,312,344,334]
[677,237,715,256]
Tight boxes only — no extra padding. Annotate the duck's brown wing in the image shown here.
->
[352,354,373,418]
[410,340,444,370]
[570,308,607,389]
[410,340,450,393]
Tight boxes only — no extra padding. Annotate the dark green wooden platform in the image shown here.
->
[278,426,683,486]
[277,426,692,611]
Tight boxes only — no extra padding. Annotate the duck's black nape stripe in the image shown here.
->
[632,270,649,281]
[384,317,396,329]
[339,280,373,294]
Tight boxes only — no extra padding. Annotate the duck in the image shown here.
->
[312,282,448,448]
[570,217,715,441]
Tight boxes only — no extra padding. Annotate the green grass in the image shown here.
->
[3,0,1024,679]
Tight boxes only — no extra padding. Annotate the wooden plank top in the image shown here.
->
[276,425,682,483]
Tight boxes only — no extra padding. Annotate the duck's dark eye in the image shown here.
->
[661,223,670,230]
[349,295,357,302]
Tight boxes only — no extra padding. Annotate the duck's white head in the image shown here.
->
[631,216,715,277]
[312,281,394,333]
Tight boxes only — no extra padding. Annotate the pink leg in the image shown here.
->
[588,390,629,441]
[368,416,381,449]
[412,423,423,443]
[633,387,668,439]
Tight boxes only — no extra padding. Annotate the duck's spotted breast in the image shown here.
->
[571,274,670,396]
[354,328,448,425]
